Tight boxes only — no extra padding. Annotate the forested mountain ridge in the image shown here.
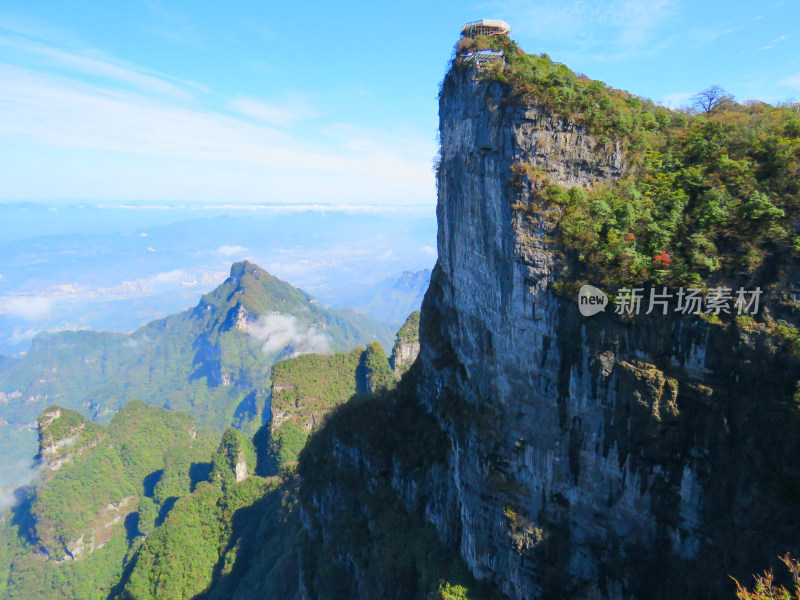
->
[0,261,394,481]
[0,401,220,599]
[0,312,418,600]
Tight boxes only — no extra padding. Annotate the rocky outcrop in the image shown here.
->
[298,60,800,600]
[212,428,253,485]
[36,407,104,472]
[56,496,137,562]
[390,311,421,378]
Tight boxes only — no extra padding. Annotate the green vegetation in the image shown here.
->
[390,310,421,376]
[269,421,309,471]
[117,473,300,600]
[363,342,395,394]
[0,528,135,600]
[0,401,219,600]
[439,581,473,600]
[463,34,673,151]
[270,348,364,415]
[461,35,800,289]
[0,314,478,600]
[37,407,105,458]
[266,348,364,470]
[113,339,398,599]
[210,427,256,488]
[120,481,226,600]
[0,261,395,482]
[393,310,421,345]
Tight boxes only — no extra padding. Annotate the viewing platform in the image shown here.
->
[460,19,511,37]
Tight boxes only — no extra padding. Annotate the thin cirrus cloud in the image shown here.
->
[228,96,319,127]
[0,32,205,99]
[0,23,436,206]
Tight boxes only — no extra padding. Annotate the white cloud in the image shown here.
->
[248,314,330,357]
[422,245,437,255]
[0,63,434,205]
[0,32,204,99]
[215,245,248,257]
[150,269,186,285]
[228,96,319,127]
[0,459,40,513]
[2,296,53,320]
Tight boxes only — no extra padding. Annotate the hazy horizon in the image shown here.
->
[0,202,436,355]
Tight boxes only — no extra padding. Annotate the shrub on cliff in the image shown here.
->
[733,554,800,599]
[545,99,800,287]
[476,36,800,289]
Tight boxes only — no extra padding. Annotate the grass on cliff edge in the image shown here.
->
[459,35,800,290]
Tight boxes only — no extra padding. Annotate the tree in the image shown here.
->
[732,554,800,599]
[692,85,734,115]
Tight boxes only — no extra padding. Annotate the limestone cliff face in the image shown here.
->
[299,63,800,600]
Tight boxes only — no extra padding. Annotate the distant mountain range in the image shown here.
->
[333,268,431,325]
[0,203,436,355]
[0,261,396,485]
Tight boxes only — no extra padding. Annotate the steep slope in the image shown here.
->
[295,38,800,600]
[0,261,394,479]
[0,401,219,600]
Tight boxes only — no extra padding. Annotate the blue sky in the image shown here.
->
[0,0,798,207]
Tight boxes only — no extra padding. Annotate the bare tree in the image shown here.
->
[691,85,734,115]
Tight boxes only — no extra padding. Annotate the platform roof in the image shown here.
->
[460,20,511,36]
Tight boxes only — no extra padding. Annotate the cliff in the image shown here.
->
[297,57,800,599]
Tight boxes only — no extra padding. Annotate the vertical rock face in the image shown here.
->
[298,62,800,600]
[412,64,800,599]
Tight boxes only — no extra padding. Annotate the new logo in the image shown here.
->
[577,285,608,316]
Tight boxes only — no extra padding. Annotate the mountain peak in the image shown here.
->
[198,261,311,321]
[229,260,268,279]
